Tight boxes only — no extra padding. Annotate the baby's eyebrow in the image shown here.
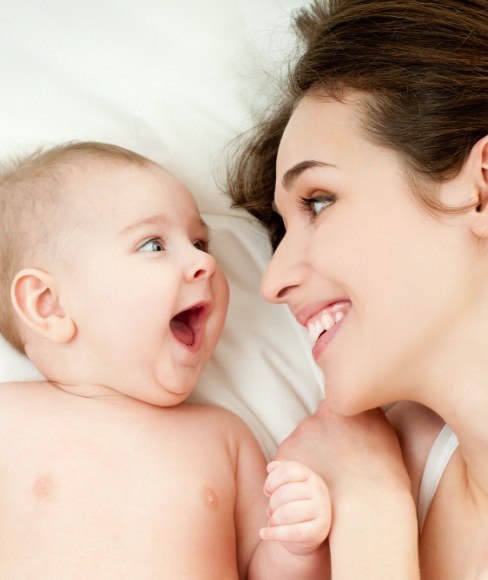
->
[119,214,168,236]
[119,214,210,236]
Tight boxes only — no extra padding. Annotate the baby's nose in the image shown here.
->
[185,248,216,282]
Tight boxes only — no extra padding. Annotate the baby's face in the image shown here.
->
[54,161,229,406]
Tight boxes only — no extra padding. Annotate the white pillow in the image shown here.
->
[0,0,324,459]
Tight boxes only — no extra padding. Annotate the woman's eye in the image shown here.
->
[298,195,335,221]
[193,239,210,253]
[138,239,164,252]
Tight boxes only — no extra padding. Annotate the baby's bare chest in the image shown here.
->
[0,409,239,575]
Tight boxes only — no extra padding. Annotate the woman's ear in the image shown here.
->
[469,135,488,239]
[11,268,76,344]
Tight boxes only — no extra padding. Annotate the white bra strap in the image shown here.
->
[417,424,459,533]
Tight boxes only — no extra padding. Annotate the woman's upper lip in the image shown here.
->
[295,299,351,327]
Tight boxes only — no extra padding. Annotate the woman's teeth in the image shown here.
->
[307,310,344,343]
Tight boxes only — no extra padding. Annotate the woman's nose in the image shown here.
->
[260,234,306,304]
[184,246,217,283]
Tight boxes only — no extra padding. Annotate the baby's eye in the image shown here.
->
[138,238,164,252]
[298,194,335,221]
[193,239,210,253]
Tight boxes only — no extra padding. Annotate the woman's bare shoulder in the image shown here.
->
[387,402,445,501]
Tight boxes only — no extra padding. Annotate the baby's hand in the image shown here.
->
[260,460,331,556]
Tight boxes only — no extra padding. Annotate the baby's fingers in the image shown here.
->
[260,519,327,547]
[263,464,332,553]
[264,460,311,497]
[270,498,317,525]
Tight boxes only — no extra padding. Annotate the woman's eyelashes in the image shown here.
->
[298,193,335,222]
[193,238,210,253]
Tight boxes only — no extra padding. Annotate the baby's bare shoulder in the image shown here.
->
[182,400,243,423]
[0,380,49,411]
[181,402,254,439]
[179,402,261,457]
[0,379,39,392]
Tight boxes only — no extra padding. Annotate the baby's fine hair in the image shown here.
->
[0,141,152,353]
[227,0,488,250]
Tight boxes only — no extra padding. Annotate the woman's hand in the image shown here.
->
[277,401,411,498]
[277,401,420,578]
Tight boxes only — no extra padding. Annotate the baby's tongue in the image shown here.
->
[170,318,194,346]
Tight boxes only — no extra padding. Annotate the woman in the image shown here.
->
[228,0,488,577]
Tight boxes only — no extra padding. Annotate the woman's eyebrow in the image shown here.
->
[198,217,210,235]
[282,160,336,190]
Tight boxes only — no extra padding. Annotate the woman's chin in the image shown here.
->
[324,377,377,416]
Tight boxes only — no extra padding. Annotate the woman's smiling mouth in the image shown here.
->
[296,300,351,360]
[307,309,345,342]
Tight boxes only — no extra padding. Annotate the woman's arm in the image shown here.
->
[277,402,420,579]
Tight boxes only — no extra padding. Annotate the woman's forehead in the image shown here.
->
[277,97,355,173]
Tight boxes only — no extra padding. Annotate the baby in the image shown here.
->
[0,142,330,579]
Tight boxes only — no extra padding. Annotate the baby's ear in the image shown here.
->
[469,135,488,238]
[11,268,76,344]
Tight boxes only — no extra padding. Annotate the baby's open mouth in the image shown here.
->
[170,304,208,347]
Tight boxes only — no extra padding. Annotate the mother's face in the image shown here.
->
[261,94,476,414]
